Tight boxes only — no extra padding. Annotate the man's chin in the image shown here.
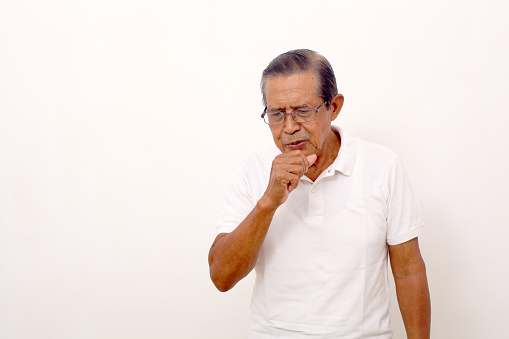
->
[281,144,315,156]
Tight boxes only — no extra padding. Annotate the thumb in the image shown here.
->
[306,154,317,167]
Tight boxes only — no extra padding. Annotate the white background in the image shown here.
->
[1,0,508,338]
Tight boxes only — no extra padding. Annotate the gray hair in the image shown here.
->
[260,49,338,108]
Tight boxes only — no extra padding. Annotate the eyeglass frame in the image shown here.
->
[261,100,328,126]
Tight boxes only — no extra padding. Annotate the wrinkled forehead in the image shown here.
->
[265,71,321,109]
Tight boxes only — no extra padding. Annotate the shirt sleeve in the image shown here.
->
[216,163,256,235]
[386,156,424,245]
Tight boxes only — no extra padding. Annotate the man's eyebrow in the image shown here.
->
[267,104,311,111]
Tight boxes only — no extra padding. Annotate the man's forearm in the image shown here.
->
[394,270,431,339]
[208,198,277,292]
[210,151,314,292]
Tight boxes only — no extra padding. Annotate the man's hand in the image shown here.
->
[261,150,317,209]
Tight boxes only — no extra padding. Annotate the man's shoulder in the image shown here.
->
[335,126,396,158]
[355,137,398,159]
[336,127,398,164]
[345,134,401,173]
[225,148,277,189]
[236,147,280,173]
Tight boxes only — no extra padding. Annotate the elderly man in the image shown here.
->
[208,49,431,339]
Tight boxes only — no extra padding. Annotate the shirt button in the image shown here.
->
[310,186,316,193]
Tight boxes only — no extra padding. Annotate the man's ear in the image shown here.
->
[330,94,344,121]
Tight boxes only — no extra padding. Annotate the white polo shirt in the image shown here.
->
[217,127,424,338]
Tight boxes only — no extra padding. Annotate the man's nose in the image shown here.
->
[283,112,301,134]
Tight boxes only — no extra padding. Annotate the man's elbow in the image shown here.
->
[214,281,234,293]
[210,269,235,292]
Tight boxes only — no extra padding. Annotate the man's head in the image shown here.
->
[261,49,338,109]
[261,50,344,161]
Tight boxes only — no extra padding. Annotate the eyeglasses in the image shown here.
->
[261,101,328,126]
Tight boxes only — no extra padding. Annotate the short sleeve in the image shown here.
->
[216,164,256,235]
[386,156,424,245]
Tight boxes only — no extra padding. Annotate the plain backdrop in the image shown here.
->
[1,0,508,338]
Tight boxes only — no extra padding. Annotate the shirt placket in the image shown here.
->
[308,180,324,219]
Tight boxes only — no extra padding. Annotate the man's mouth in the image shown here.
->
[285,140,307,150]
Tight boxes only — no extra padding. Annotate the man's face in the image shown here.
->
[265,71,340,157]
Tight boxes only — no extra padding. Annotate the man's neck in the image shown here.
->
[305,129,341,182]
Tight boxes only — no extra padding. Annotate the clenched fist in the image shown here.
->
[261,150,317,209]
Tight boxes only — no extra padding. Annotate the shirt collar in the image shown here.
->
[269,125,357,176]
[330,125,356,176]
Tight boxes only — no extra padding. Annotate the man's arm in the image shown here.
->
[208,151,316,292]
[208,199,276,292]
[389,237,431,339]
